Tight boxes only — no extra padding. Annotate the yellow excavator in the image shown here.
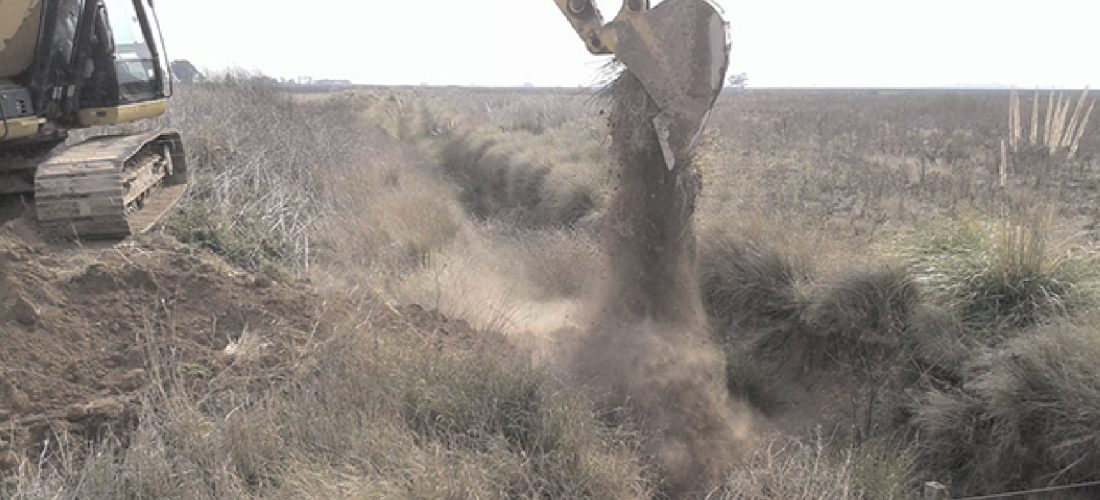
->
[553,0,730,169]
[0,0,186,239]
[1,0,724,238]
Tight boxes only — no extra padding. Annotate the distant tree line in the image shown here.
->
[727,72,748,89]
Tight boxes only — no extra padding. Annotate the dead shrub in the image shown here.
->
[162,81,362,273]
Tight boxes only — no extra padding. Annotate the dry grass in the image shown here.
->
[5,322,652,499]
[8,80,1100,499]
[911,319,1100,496]
[161,80,365,272]
[713,434,913,500]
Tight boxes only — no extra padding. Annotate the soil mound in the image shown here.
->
[0,224,338,469]
[0,208,485,476]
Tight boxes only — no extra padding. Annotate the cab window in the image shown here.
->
[102,0,159,102]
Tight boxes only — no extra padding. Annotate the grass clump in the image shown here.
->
[435,131,602,228]
[911,320,1100,496]
[799,267,920,358]
[698,230,812,336]
[953,215,1091,330]
[713,434,914,500]
[890,213,1095,333]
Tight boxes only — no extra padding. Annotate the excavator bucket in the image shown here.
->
[606,0,730,169]
[554,0,730,169]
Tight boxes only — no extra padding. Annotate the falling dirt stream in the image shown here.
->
[569,72,751,497]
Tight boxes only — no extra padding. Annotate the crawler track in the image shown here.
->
[34,130,188,239]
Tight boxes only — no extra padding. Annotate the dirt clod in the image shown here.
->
[0,451,20,472]
[0,377,31,413]
[10,294,40,327]
[0,229,344,461]
[253,275,274,288]
[99,369,147,392]
[66,398,127,422]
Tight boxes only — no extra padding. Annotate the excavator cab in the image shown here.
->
[79,0,173,122]
[553,0,730,169]
[2,0,172,138]
[1,0,186,239]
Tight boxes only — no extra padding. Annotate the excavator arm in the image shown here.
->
[553,0,730,169]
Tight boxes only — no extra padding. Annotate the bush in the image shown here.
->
[164,205,289,271]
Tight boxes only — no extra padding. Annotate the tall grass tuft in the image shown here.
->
[1006,88,1095,184]
[952,211,1092,330]
[713,434,914,500]
[912,321,1100,496]
[889,214,1095,334]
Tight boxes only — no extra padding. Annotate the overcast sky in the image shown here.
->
[156,0,1099,88]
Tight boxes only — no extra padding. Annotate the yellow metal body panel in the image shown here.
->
[0,0,42,79]
[78,99,169,127]
[0,115,46,141]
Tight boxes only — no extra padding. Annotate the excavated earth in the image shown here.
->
[0,215,477,474]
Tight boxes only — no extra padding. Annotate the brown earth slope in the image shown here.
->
[0,214,478,474]
[0,218,341,469]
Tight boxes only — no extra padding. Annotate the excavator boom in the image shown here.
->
[554,0,730,169]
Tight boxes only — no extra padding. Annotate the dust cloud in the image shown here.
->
[566,72,752,496]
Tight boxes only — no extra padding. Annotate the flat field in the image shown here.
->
[3,83,1099,499]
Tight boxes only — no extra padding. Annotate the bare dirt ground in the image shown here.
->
[0,211,480,475]
[0,216,326,468]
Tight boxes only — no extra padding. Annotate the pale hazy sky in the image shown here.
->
[156,0,1099,88]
